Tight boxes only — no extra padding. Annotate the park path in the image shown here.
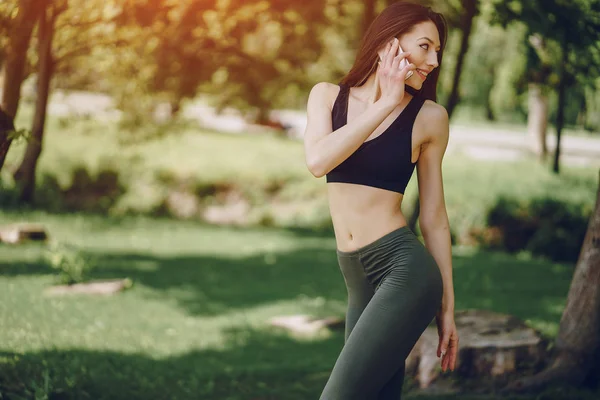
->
[210,105,600,168]
[47,91,600,168]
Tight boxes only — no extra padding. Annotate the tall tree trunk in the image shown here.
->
[0,0,43,171]
[14,3,57,203]
[361,0,377,39]
[445,0,477,118]
[552,168,600,380]
[503,169,600,393]
[484,91,495,121]
[552,38,568,174]
[527,83,549,161]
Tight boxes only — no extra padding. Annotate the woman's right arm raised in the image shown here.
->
[303,38,415,178]
[303,82,397,178]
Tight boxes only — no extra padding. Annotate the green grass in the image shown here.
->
[3,107,598,236]
[2,102,598,398]
[1,211,598,399]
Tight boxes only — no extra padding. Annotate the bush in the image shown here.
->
[44,243,95,285]
[0,183,21,209]
[476,196,590,262]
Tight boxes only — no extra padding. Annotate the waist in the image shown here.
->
[336,225,415,256]
[331,211,409,252]
[327,182,409,251]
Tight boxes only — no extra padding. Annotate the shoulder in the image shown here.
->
[307,82,341,111]
[417,99,449,141]
[421,100,449,129]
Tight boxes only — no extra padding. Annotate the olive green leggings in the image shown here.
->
[320,226,443,400]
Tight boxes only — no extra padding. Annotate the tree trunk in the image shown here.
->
[527,83,549,162]
[445,0,477,118]
[0,0,43,171]
[361,0,377,39]
[552,38,568,174]
[552,167,600,379]
[14,2,57,203]
[485,91,495,121]
[503,169,600,393]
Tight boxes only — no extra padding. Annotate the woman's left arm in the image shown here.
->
[415,101,458,371]
[416,102,453,312]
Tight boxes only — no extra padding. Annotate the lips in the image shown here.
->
[416,69,428,80]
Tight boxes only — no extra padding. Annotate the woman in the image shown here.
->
[303,2,459,399]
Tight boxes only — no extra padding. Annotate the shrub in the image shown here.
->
[476,196,590,262]
[44,243,95,285]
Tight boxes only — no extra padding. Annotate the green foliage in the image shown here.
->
[490,0,600,92]
[479,196,590,262]
[0,0,17,63]
[459,16,528,121]
[44,242,95,285]
[92,0,329,122]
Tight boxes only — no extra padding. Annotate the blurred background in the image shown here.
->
[0,0,599,399]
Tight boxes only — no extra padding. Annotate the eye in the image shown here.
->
[420,44,429,50]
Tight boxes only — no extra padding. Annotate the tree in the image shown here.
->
[13,0,67,202]
[525,34,553,162]
[444,0,478,118]
[361,0,377,41]
[504,169,600,393]
[0,0,45,171]
[112,0,330,124]
[492,0,600,174]
[6,0,334,198]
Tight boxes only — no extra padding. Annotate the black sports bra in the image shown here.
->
[325,83,426,195]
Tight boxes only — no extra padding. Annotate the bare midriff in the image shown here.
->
[327,182,408,252]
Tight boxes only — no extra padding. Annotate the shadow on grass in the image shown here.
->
[1,327,598,400]
[1,241,574,324]
[451,251,573,327]
[88,247,347,316]
[0,230,589,400]
[0,326,339,400]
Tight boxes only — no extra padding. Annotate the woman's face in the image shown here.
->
[393,21,441,89]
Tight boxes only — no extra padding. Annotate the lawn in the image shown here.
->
[1,211,597,399]
[1,101,598,399]
[3,108,598,238]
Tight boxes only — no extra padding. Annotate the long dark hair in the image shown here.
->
[340,1,448,103]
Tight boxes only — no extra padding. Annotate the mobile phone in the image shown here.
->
[398,45,414,80]
[379,42,413,81]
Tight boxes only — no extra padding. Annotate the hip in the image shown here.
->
[336,226,442,292]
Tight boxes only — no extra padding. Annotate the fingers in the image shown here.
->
[384,38,398,69]
[378,38,413,77]
[378,41,391,63]
[449,336,459,371]
[438,333,449,359]
[402,63,416,80]
[391,52,411,71]
[444,346,456,371]
[440,335,459,372]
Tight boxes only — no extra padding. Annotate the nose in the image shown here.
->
[428,52,439,69]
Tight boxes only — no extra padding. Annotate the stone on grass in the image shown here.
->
[44,278,133,296]
[0,223,48,244]
[406,309,547,392]
[269,315,344,336]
